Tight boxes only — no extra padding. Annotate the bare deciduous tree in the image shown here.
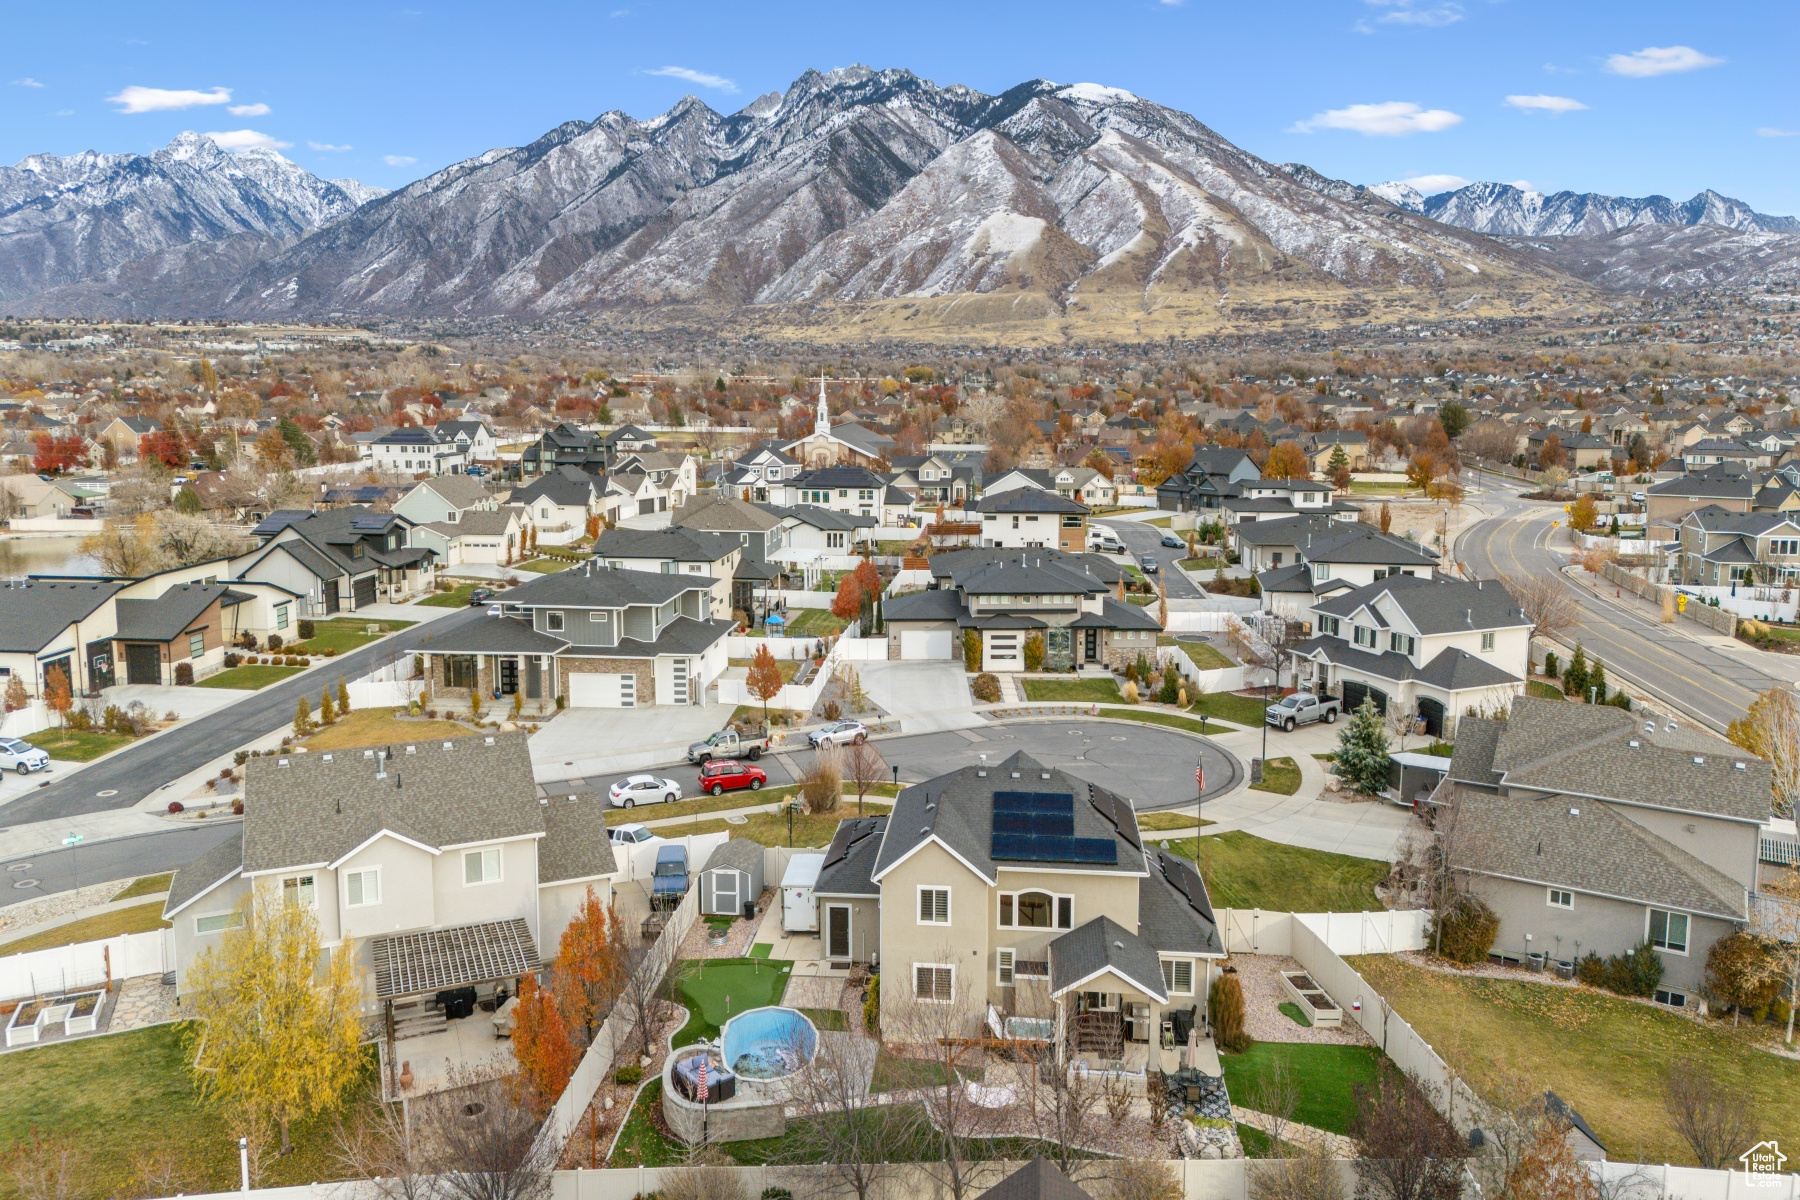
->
[659,1152,752,1200]
[802,744,845,815]
[884,961,1001,1200]
[1499,573,1579,643]
[842,740,887,816]
[1247,1140,1348,1200]
[417,1061,559,1200]
[332,1100,434,1200]
[787,1026,914,1200]
[1350,1068,1466,1200]
[1728,687,1800,820]
[1663,1057,1757,1169]
[1107,1158,1185,1200]
[4,1132,85,1200]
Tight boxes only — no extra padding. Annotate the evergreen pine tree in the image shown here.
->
[1335,698,1392,795]
[1543,650,1559,680]
[337,676,351,716]
[1563,643,1589,698]
[319,685,335,726]
[294,696,311,737]
[1587,658,1607,704]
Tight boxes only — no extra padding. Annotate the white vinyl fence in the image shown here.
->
[0,927,172,1004]
[345,655,423,710]
[613,832,730,884]
[1209,908,1431,958]
[1157,645,1246,695]
[0,701,50,739]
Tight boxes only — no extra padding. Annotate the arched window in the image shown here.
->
[1016,891,1054,928]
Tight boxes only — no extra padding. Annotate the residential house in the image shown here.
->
[1303,430,1371,473]
[890,453,974,508]
[601,425,658,455]
[1674,508,1800,585]
[770,466,909,524]
[1049,466,1116,508]
[1256,524,1443,623]
[1683,439,1765,473]
[0,475,86,519]
[850,751,1223,1071]
[234,506,436,614]
[1530,429,1613,470]
[672,494,788,562]
[593,526,743,614]
[98,415,161,458]
[435,418,500,466]
[1156,448,1261,513]
[409,509,526,570]
[1645,466,1758,539]
[973,488,1089,552]
[1287,573,1530,736]
[611,450,697,511]
[519,423,609,478]
[1221,478,1360,527]
[508,467,613,540]
[394,476,498,527]
[723,444,802,502]
[770,506,877,560]
[417,563,731,709]
[369,426,472,477]
[1444,696,1768,1004]
[160,733,618,1027]
[884,550,1159,669]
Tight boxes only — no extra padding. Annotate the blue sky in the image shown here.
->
[4,0,1794,212]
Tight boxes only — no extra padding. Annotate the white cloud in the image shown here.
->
[1363,0,1464,27]
[383,154,417,166]
[1291,101,1463,136]
[107,84,232,113]
[202,129,291,153]
[1505,94,1588,114]
[1403,173,1472,192]
[643,66,738,93]
[1604,46,1723,77]
[54,109,73,117]
[227,102,270,116]
[308,141,352,151]
[1758,127,1800,138]
[10,77,43,88]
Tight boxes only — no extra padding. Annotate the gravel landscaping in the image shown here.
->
[1231,954,1372,1047]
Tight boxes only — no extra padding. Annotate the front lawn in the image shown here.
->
[1021,677,1122,703]
[782,608,848,637]
[516,556,576,574]
[418,583,478,607]
[677,802,894,848]
[113,872,174,900]
[1353,954,1800,1165]
[301,707,475,751]
[24,729,136,761]
[1251,756,1301,796]
[1137,810,1211,831]
[195,663,306,690]
[288,617,415,655]
[1526,680,1566,701]
[1095,706,1237,734]
[665,956,794,1048]
[1218,1042,1384,1136]
[1163,639,1234,669]
[1163,832,1388,912]
[0,901,170,955]
[0,1022,376,1194]
[1189,691,1272,727]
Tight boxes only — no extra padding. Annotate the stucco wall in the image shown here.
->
[878,840,990,1033]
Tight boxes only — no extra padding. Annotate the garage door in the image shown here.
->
[352,575,378,608]
[900,630,954,660]
[568,672,636,708]
[125,643,161,686]
[1342,681,1388,716]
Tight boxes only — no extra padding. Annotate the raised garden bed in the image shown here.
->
[5,989,105,1045]
[1279,970,1342,1029]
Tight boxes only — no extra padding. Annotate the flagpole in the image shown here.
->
[1195,758,1205,878]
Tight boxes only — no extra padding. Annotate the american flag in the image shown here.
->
[1195,762,1205,789]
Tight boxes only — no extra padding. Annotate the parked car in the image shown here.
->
[1265,692,1340,731]
[465,465,489,477]
[0,738,50,775]
[698,759,767,796]
[1088,530,1126,554]
[809,719,869,748]
[608,774,683,807]
[652,844,690,907]
[687,725,769,763]
[468,588,495,606]
[1140,555,1160,574]
[608,822,655,845]
[1160,533,1185,549]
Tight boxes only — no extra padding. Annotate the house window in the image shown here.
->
[661,562,674,574]
[1389,632,1415,656]
[914,963,954,1003]
[188,632,205,659]
[344,869,380,907]
[918,886,950,924]
[464,847,503,885]
[1320,616,1340,637]
[1649,908,1689,954]
[1548,888,1573,909]
[546,611,565,632]
[283,874,316,908]
[1353,626,1376,649]
[827,531,846,549]
[1481,631,1495,652]
[1162,959,1194,995]
[1773,539,1799,556]
[1653,989,1687,1008]
[275,604,290,631]
[446,655,477,689]
[998,891,1072,929]
[194,911,243,935]
[998,949,1015,986]
[1315,564,1331,581]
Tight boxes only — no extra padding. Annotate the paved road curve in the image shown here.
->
[0,823,240,906]
[0,606,488,826]
[1102,517,1206,599]
[1456,501,1767,730]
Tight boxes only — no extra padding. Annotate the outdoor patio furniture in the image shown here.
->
[492,995,518,1039]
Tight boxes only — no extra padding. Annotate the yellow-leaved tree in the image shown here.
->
[184,892,365,1158]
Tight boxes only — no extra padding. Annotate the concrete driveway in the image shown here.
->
[528,704,726,779]
[98,684,245,720]
[856,661,980,732]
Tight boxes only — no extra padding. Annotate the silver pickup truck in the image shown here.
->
[686,726,769,764]
[1264,692,1340,731]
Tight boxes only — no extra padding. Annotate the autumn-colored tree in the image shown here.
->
[746,644,785,723]
[510,972,578,1112]
[552,887,630,1044]
[1495,1115,1601,1200]
[139,430,186,469]
[255,428,293,469]
[1538,432,1566,469]
[33,433,85,475]
[337,676,351,717]
[1728,686,1800,819]
[831,571,864,622]
[1263,441,1310,481]
[319,684,336,726]
[294,696,311,737]
[2,675,27,713]
[1567,494,1599,534]
[43,664,71,732]
[1082,447,1116,479]
[1379,502,1392,534]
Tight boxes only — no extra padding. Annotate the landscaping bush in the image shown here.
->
[268,633,283,650]
[1576,951,1608,988]
[167,801,184,814]
[971,672,1001,702]
[821,699,842,721]
[1158,668,1182,704]
[614,1063,643,1086]
[963,628,982,672]
[298,619,316,640]
[224,652,241,668]
[174,662,193,686]
[323,647,337,657]
[1607,941,1663,998]
[1430,895,1499,965]
[1209,970,1251,1053]
[1335,699,1392,794]
[761,1189,793,1200]
[1024,632,1044,671]
[232,799,243,815]
[1122,679,1139,704]
[1543,650,1559,680]
[234,750,250,766]
[1706,931,1784,1019]
[66,707,92,732]
[863,971,880,1038]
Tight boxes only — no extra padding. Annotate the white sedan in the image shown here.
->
[608,774,683,808]
[808,719,869,748]
[0,738,50,775]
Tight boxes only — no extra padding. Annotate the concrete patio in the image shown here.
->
[378,1013,519,1101]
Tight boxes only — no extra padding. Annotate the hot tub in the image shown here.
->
[719,1006,818,1080]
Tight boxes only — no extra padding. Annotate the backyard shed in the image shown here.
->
[698,838,766,918]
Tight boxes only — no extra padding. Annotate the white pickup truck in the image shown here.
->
[686,726,770,764]
[1264,692,1340,731]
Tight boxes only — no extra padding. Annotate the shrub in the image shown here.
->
[1158,668,1181,704]
[297,619,316,640]
[287,656,302,667]
[163,710,179,722]
[174,662,193,686]
[1607,941,1663,998]
[821,699,842,722]
[863,971,880,1038]
[1543,650,1559,680]
[1122,679,1139,704]
[761,1190,793,1200]
[1706,931,1783,1017]
[1576,951,1608,988]
[1209,970,1250,1053]
[1024,632,1044,671]
[234,750,250,766]
[66,708,92,732]
[167,801,184,814]
[614,1064,643,1086]
[268,633,283,650]
[231,799,243,815]
[323,647,337,657]
[224,652,241,669]
[963,628,982,672]
[971,672,1001,702]
[1430,895,1499,965]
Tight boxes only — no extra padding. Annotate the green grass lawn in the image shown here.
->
[516,556,576,574]
[1141,515,1173,527]
[0,1022,377,1194]
[1162,639,1234,669]
[665,957,794,1048]
[1189,691,1273,726]
[1021,677,1123,702]
[783,608,848,637]
[288,617,415,655]
[1252,756,1301,796]
[729,657,800,683]
[1179,557,1225,572]
[1278,1001,1313,1028]
[0,901,170,955]
[1526,680,1566,701]
[1236,1123,1287,1158]
[24,729,136,761]
[418,582,477,607]
[1137,810,1211,831]
[1218,1042,1384,1136]
[301,707,474,751]
[195,663,306,690]
[1095,706,1237,734]
[1348,480,1415,495]
[676,801,895,848]
[113,872,174,900]
[1163,831,1388,911]
[750,942,773,958]
[1354,954,1800,1165]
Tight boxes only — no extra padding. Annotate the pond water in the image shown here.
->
[0,536,102,578]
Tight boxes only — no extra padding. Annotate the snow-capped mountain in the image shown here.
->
[58,67,1557,323]
[1364,178,1799,238]
[0,133,383,304]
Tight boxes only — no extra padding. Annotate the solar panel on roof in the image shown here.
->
[993,790,1074,816]
[991,833,1118,865]
[993,811,1073,837]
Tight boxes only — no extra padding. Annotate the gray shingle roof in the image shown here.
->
[1313,573,1530,636]
[949,555,1110,597]
[929,547,1124,586]
[1139,849,1224,957]
[1048,915,1169,1001]
[501,563,708,609]
[980,1159,1096,1200]
[511,466,601,508]
[1301,525,1439,567]
[417,619,569,655]
[0,580,124,654]
[973,489,1089,515]
[113,583,228,643]
[595,526,738,563]
[164,827,245,917]
[1293,636,1520,690]
[1447,716,1505,787]
[414,476,491,509]
[816,816,886,897]
[673,494,784,533]
[702,838,764,876]
[537,794,618,885]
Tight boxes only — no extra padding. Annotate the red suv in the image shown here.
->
[698,759,767,796]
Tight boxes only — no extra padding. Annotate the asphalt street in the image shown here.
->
[1454,485,1768,730]
[0,605,488,826]
[1,822,239,908]
[1099,518,1205,599]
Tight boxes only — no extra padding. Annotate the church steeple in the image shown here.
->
[815,372,830,436]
